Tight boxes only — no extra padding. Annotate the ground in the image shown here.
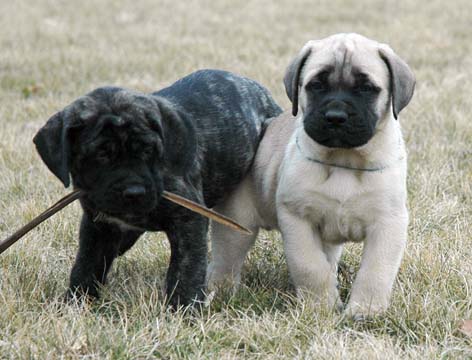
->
[0,0,471,358]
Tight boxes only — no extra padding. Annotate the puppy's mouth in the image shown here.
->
[92,210,149,224]
[98,204,155,218]
[315,129,371,148]
[82,193,158,220]
[98,209,151,218]
[303,119,374,149]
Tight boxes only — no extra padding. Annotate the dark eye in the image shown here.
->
[96,150,111,164]
[356,82,379,93]
[95,144,117,164]
[142,146,154,159]
[306,80,327,92]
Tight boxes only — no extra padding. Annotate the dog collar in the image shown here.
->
[295,136,396,172]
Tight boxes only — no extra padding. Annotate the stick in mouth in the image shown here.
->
[0,190,251,255]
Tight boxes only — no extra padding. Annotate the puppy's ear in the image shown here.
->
[148,98,197,174]
[33,111,74,187]
[379,47,416,119]
[33,97,92,187]
[284,45,313,117]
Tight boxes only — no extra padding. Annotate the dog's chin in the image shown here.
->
[304,127,374,149]
[313,136,369,149]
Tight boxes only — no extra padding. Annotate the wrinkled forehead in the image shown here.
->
[69,88,156,120]
[73,96,156,147]
[302,35,389,87]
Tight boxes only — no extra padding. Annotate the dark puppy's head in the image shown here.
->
[284,33,415,149]
[34,87,196,217]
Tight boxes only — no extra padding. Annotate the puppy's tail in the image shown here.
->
[260,101,283,140]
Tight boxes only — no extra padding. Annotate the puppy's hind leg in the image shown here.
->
[324,242,344,277]
[207,181,259,291]
[207,222,259,292]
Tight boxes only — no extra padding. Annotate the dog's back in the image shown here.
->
[154,69,282,207]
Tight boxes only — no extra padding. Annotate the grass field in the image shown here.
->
[1,0,471,358]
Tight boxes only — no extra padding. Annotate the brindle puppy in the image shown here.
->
[34,69,282,307]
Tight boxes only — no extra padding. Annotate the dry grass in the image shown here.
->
[1,0,471,358]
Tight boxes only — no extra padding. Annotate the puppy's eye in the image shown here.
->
[96,150,111,164]
[142,146,154,159]
[355,82,379,93]
[306,80,327,91]
[95,144,117,164]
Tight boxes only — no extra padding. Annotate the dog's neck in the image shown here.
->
[295,114,405,171]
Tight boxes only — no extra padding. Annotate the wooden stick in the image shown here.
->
[0,189,83,255]
[162,191,252,235]
[0,189,251,255]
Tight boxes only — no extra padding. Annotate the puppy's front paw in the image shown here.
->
[297,285,342,312]
[344,301,387,320]
[206,263,241,293]
[63,287,97,306]
[166,287,206,311]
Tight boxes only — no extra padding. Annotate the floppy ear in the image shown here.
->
[34,95,97,187]
[33,110,76,188]
[379,47,416,119]
[284,45,313,117]
[148,98,197,174]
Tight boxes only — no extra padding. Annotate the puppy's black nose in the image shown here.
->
[325,110,348,125]
[122,185,146,200]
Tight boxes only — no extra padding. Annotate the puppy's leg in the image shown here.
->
[278,205,340,309]
[322,243,343,270]
[207,181,259,290]
[345,217,407,317]
[118,229,144,256]
[165,215,208,308]
[67,213,143,300]
[207,225,258,291]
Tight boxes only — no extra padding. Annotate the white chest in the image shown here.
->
[277,158,397,244]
